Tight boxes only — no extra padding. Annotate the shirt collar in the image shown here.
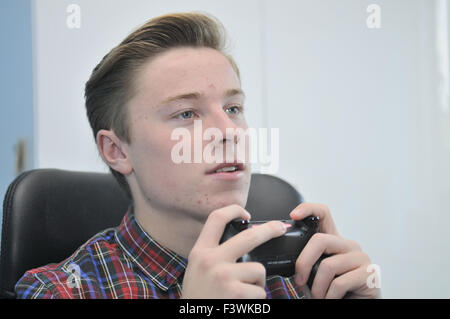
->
[115,205,187,291]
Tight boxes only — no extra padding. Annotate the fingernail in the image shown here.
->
[279,222,287,232]
[289,211,295,218]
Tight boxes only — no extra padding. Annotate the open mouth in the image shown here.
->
[206,162,245,174]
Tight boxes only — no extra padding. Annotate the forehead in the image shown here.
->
[131,47,241,105]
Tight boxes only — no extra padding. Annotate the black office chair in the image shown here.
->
[0,168,303,299]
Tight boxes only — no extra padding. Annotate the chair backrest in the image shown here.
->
[0,169,303,298]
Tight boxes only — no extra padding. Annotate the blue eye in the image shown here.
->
[226,105,243,115]
[176,110,195,120]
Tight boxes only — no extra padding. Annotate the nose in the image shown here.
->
[204,107,242,145]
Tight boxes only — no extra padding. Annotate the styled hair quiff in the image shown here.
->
[85,12,240,199]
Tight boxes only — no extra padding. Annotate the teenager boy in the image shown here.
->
[15,12,379,299]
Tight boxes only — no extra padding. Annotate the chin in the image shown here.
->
[186,193,248,222]
[207,193,248,211]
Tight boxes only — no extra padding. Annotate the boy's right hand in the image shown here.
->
[181,204,287,299]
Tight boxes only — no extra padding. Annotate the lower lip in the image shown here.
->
[207,170,245,180]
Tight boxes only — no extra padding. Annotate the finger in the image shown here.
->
[289,202,339,235]
[228,282,267,299]
[310,251,370,299]
[195,205,251,250]
[295,233,361,287]
[325,266,369,299]
[231,262,267,289]
[217,220,287,261]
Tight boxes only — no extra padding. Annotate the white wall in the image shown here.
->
[32,0,450,298]
[263,0,450,298]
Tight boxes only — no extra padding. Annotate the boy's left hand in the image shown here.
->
[290,202,381,299]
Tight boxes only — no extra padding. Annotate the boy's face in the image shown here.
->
[123,47,251,220]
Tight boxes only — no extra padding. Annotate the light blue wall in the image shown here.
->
[0,0,34,236]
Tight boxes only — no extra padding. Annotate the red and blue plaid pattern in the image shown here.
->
[15,207,307,299]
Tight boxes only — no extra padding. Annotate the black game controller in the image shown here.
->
[219,216,329,288]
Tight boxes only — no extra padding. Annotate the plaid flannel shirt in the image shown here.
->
[15,206,307,299]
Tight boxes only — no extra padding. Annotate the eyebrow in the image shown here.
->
[224,88,246,99]
[161,88,245,105]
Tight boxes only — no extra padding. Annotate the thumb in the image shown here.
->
[289,202,340,236]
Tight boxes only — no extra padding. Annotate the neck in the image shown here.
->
[132,199,205,259]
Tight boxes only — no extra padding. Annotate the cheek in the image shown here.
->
[133,121,175,158]
[131,127,176,177]
[131,128,203,194]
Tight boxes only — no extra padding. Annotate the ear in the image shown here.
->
[96,129,133,175]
